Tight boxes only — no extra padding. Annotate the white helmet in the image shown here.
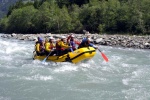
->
[49,37,54,40]
[71,35,75,38]
[87,38,92,41]
[61,36,66,39]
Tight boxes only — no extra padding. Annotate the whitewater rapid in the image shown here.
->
[0,36,150,100]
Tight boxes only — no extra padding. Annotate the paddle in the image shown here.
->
[98,48,109,62]
[70,47,73,52]
[70,43,74,52]
[42,51,52,63]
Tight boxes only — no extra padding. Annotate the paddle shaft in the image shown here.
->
[69,42,74,52]
[98,48,109,62]
[42,51,52,63]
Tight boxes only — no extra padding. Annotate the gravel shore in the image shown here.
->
[1,33,150,49]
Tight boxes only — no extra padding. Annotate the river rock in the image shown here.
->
[1,33,150,49]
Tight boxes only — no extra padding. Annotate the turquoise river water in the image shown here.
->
[0,36,150,100]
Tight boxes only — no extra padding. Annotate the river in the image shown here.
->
[0,36,150,100]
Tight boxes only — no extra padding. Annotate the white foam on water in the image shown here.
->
[41,61,49,65]
[0,96,11,100]
[79,63,90,68]
[0,73,11,78]
[32,60,42,64]
[1,55,13,61]
[131,68,150,79]
[122,63,130,68]
[53,64,77,73]
[0,40,10,46]
[20,74,53,81]
[122,88,150,100]
[5,46,27,54]
[122,78,130,85]
[111,55,122,62]
[0,38,150,100]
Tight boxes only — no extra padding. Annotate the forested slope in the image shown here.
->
[0,0,34,18]
[0,0,17,18]
[0,0,149,34]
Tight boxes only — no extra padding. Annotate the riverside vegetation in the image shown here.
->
[0,0,149,34]
[0,0,150,49]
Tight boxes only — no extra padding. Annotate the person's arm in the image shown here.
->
[36,43,40,52]
[67,35,71,43]
[60,41,70,49]
[52,43,56,48]
[89,43,98,49]
[45,43,50,52]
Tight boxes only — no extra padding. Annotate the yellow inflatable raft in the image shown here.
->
[33,47,96,64]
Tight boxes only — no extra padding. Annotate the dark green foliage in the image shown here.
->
[56,0,89,8]
[0,0,18,18]
[33,0,43,9]
[0,0,149,34]
[69,0,89,6]
[7,0,34,16]
[7,5,37,33]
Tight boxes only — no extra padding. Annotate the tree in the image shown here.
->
[127,0,146,33]
[116,2,129,32]
[33,0,42,9]
[0,17,8,32]
[7,0,24,17]
[32,1,53,33]
[7,6,37,33]
[140,0,150,34]
[69,4,83,32]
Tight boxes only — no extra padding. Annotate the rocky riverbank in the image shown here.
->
[1,33,150,49]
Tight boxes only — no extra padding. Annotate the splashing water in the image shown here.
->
[0,36,150,100]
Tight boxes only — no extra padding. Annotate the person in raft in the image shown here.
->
[56,36,72,56]
[35,37,45,56]
[67,34,80,51]
[78,35,98,49]
[44,37,56,56]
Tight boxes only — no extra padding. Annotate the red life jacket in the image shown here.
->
[56,42,61,50]
[56,41,65,50]
[49,42,54,49]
